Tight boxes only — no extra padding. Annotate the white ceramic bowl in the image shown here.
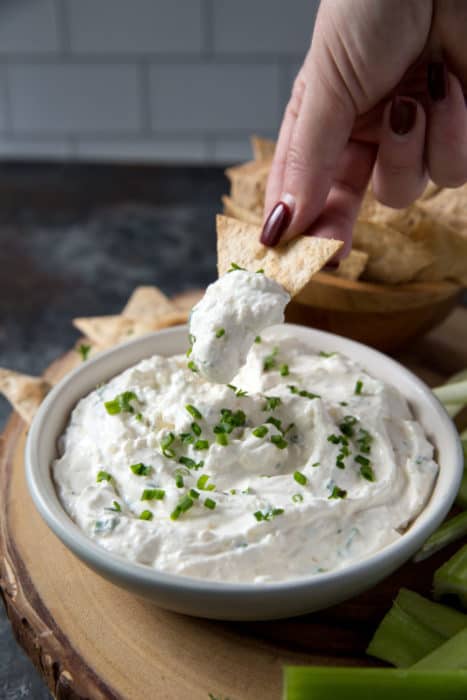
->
[25,324,463,621]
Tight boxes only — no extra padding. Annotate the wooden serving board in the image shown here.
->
[1,305,467,700]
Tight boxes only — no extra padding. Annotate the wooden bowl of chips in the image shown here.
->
[222,137,466,352]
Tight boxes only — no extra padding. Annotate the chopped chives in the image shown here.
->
[262,395,281,411]
[161,432,176,459]
[265,416,282,431]
[292,494,304,503]
[187,360,198,373]
[288,385,320,400]
[204,498,216,510]
[271,434,288,449]
[319,351,336,358]
[178,456,204,470]
[263,346,279,371]
[135,412,143,422]
[254,336,262,343]
[186,404,203,420]
[141,488,165,501]
[360,464,375,481]
[339,415,357,437]
[252,425,268,438]
[197,474,215,491]
[111,500,121,512]
[189,489,200,499]
[215,328,225,338]
[191,422,202,436]
[97,470,112,483]
[355,380,364,395]
[170,495,194,520]
[280,364,289,377]
[194,439,209,450]
[139,510,153,521]
[180,432,194,444]
[329,486,347,499]
[294,471,307,486]
[216,432,229,446]
[175,474,184,488]
[78,343,91,361]
[254,508,284,522]
[312,461,320,467]
[227,262,246,272]
[130,462,152,476]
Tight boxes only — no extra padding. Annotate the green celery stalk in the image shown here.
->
[455,437,467,509]
[366,589,465,667]
[433,379,467,406]
[412,628,467,670]
[445,403,464,418]
[284,667,467,699]
[434,543,467,608]
[414,511,467,562]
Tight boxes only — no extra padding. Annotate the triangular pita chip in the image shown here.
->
[0,369,51,424]
[354,221,434,284]
[251,135,276,162]
[225,160,271,214]
[222,195,262,225]
[418,184,467,233]
[173,289,204,312]
[216,215,342,297]
[122,286,176,320]
[74,310,188,348]
[331,248,368,281]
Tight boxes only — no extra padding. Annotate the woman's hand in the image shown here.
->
[261,0,467,255]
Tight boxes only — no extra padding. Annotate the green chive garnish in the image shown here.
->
[170,495,194,520]
[339,415,358,437]
[141,488,165,501]
[194,439,209,450]
[288,385,320,400]
[216,328,225,338]
[319,351,336,358]
[186,404,203,420]
[254,336,262,343]
[271,434,288,449]
[139,510,153,521]
[130,462,152,476]
[262,395,281,411]
[254,508,284,522]
[161,432,176,459]
[359,463,375,481]
[175,474,184,488]
[355,380,363,395]
[263,346,279,371]
[329,486,347,499]
[104,390,137,415]
[292,494,304,503]
[97,470,112,483]
[227,262,246,272]
[266,416,282,431]
[180,432,195,444]
[187,360,198,373]
[191,422,202,436]
[252,425,268,438]
[294,471,307,486]
[189,489,199,499]
[216,432,229,446]
[77,343,91,361]
[178,456,204,470]
[204,498,216,510]
[197,474,215,491]
[280,364,289,377]
[111,500,121,512]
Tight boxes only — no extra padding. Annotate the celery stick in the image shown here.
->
[284,667,467,699]
[366,603,443,667]
[366,589,465,667]
[397,588,466,638]
[434,543,467,608]
[412,628,467,670]
[445,403,464,417]
[414,511,467,562]
[455,438,467,509]
[433,379,467,405]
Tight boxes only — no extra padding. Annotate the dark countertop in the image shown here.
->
[0,162,226,699]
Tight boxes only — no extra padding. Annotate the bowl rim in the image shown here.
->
[25,323,463,596]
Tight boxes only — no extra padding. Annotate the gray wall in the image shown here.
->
[0,0,319,163]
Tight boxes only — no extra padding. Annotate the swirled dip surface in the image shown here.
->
[188,269,290,383]
[53,326,438,583]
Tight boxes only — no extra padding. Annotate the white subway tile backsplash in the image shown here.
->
[8,63,143,133]
[150,63,280,132]
[213,0,316,55]
[75,138,208,163]
[0,0,60,54]
[67,0,203,55]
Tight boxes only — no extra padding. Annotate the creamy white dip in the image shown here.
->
[188,269,290,383]
[53,326,438,583]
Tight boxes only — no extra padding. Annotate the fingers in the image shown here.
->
[261,58,356,246]
[263,68,306,222]
[306,140,376,260]
[427,70,467,187]
[372,98,428,208]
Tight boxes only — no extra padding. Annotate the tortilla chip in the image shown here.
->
[222,195,262,225]
[0,369,50,424]
[354,221,434,284]
[251,135,276,162]
[173,289,204,312]
[330,248,368,280]
[74,311,188,348]
[225,160,271,214]
[216,215,342,297]
[122,286,176,320]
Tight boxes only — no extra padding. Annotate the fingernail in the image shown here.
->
[390,97,417,135]
[428,62,447,102]
[260,199,293,247]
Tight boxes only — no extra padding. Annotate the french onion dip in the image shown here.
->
[53,323,438,583]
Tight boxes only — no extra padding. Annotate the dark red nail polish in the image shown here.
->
[260,201,292,247]
[428,62,447,101]
[390,97,417,135]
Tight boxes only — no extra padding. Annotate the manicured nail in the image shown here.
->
[390,97,417,135]
[260,200,292,247]
[428,62,447,102]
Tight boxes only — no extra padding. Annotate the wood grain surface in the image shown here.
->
[1,305,466,700]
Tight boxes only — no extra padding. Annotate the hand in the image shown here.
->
[261,0,467,255]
